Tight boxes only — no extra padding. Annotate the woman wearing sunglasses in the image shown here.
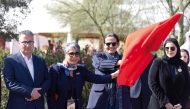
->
[148,38,190,109]
[46,42,119,109]
[87,34,131,109]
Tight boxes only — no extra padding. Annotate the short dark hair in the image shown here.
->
[48,40,51,43]
[104,33,119,43]
[19,30,34,41]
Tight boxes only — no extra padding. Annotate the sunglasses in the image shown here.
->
[165,47,175,51]
[67,52,80,57]
[105,42,118,46]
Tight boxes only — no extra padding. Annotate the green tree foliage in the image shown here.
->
[0,47,10,109]
[0,0,32,41]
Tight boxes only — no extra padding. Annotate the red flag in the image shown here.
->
[117,12,183,86]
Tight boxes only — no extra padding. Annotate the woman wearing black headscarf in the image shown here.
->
[148,38,190,109]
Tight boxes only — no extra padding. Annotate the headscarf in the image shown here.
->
[162,38,181,65]
[180,31,190,66]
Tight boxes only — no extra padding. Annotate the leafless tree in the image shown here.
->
[45,0,149,46]
[159,0,190,45]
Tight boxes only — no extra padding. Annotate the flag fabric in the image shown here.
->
[117,12,183,86]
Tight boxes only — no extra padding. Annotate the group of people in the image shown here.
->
[3,29,190,109]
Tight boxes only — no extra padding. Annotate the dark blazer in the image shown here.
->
[130,57,156,99]
[3,52,51,109]
[130,58,155,109]
[148,58,190,109]
[87,52,130,109]
[46,64,113,109]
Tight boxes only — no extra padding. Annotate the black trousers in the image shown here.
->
[130,91,150,109]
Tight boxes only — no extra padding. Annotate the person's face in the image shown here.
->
[164,42,177,58]
[18,34,34,57]
[104,36,119,55]
[65,47,80,65]
[181,51,188,63]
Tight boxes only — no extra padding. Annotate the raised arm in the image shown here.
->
[81,65,118,83]
[92,52,119,71]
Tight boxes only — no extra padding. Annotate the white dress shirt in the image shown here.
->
[20,52,34,81]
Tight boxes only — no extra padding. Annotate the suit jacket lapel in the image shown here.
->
[17,52,33,81]
[32,54,38,83]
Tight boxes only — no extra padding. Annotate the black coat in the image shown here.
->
[148,58,190,109]
[47,64,112,109]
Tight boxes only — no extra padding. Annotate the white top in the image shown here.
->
[180,31,190,67]
[20,52,34,81]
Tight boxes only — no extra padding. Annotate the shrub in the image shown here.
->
[0,47,10,109]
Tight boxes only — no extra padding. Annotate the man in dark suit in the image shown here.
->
[3,30,51,109]
[130,56,156,109]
